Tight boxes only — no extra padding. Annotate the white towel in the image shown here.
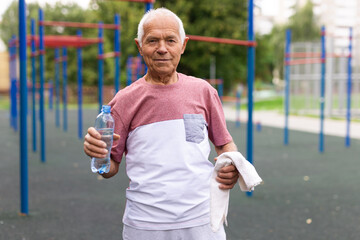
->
[210,151,263,232]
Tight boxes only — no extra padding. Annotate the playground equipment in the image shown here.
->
[15,0,256,214]
[284,26,356,151]
[8,10,121,164]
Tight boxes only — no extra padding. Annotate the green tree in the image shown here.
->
[156,0,248,91]
[266,0,320,80]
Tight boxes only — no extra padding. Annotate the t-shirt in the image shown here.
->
[109,73,232,230]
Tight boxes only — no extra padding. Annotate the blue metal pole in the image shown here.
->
[8,39,12,129]
[77,30,83,139]
[19,0,29,215]
[12,36,18,131]
[145,2,153,12]
[55,48,60,128]
[345,27,352,147]
[31,19,37,152]
[62,47,68,132]
[218,79,224,103]
[246,0,255,197]
[114,14,121,93]
[136,55,142,80]
[319,26,326,153]
[48,80,53,111]
[284,29,291,145]
[11,79,17,130]
[39,8,46,163]
[126,56,132,86]
[98,22,104,113]
[236,90,241,128]
[9,36,17,131]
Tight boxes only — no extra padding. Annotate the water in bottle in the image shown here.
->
[91,105,114,174]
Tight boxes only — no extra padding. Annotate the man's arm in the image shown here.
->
[84,127,120,178]
[214,141,239,190]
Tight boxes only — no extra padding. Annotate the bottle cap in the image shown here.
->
[102,105,111,113]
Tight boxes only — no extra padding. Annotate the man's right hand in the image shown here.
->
[83,127,120,159]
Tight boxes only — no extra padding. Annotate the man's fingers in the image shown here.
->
[87,127,102,139]
[84,139,107,154]
[84,147,107,159]
[216,164,239,190]
[218,182,237,190]
[113,133,120,140]
[84,133,106,148]
[217,170,239,180]
[218,164,237,173]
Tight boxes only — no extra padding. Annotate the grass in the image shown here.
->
[252,97,283,111]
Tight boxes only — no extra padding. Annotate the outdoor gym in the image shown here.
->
[1,0,360,240]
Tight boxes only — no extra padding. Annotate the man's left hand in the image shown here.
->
[216,164,239,190]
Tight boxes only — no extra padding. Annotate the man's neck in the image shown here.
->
[145,72,178,85]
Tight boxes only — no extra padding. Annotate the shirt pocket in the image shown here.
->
[183,114,207,143]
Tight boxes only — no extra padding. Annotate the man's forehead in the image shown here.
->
[144,15,179,32]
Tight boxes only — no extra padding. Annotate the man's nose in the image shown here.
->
[156,40,168,54]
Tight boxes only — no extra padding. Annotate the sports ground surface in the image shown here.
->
[1,108,359,240]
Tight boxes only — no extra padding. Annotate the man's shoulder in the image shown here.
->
[179,73,216,93]
[109,79,145,106]
[115,79,145,97]
[179,73,203,82]
[179,73,212,87]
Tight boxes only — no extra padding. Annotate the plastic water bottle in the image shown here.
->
[91,105,114,174]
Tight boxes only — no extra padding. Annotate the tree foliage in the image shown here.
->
[0,0,318,93]
[266,0,320,80]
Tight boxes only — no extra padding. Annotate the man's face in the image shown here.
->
[136,15,188,77]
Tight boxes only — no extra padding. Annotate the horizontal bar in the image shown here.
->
[285,58,324,65]
[187,34,257,46]
[98,51,121,59]
[39,21,120,30]
[286,52,349,58]
[207,79,223,84]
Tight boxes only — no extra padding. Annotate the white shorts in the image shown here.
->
[122,223,226,240]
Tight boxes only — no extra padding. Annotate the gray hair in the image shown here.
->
[137,8,186,47]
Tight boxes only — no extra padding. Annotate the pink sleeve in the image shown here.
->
[207,90,233,146]
[109,98,128,163]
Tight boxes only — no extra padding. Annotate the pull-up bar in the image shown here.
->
[39,20,120,30]
[286,52,349,59]
[27,35,100,48]
[285,58,324,65]
[187,34,257,47]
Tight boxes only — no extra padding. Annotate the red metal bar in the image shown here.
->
[207,79,223,85]
[286,52,349,58]
[286,52,321,58]
[187,34,257,46]
[285,58,323,65]
[26,35,100,48]
[98,51,121,59]
[39,20,120,30]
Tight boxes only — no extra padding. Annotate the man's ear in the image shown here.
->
[135,38,142,55]
[181,37,189,54]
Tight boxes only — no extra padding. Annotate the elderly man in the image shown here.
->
[84,8,239,240]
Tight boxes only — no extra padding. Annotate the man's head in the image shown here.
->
[137,8,186,47]
[135,8,189,81]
